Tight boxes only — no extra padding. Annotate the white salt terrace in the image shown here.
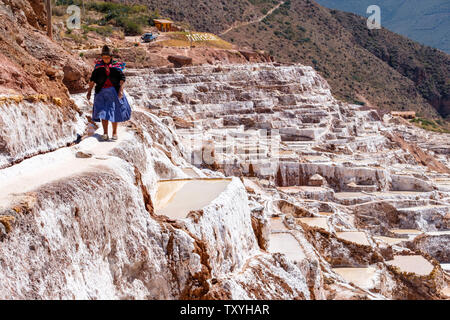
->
[125,64,450,297]
[332,267,378,289]
[386,255,434,276]
[268,232,306,263]
[336,232,371,246]
[0,126,132,208]
[426,230,450,236]
[154,178,232,219]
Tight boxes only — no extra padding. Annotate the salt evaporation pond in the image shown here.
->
[336,231,370,246]
[270,217,288,231]
[297,217,329,230]
[268,233,305,262]
[155,178,231,218]
[386,255,434,276]
[333,267,377,289]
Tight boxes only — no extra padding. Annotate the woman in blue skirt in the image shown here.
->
[87,45,131,141]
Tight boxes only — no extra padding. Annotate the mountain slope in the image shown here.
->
[315,0,450,54]
[112,0,449,122]
[220,0,449,120]
[115,0,279,34]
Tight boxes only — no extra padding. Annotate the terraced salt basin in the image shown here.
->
[390,229,423,240]
[297,217,329,231]
[155,178,231,219]
[268,233,305,262]
[270,217,288,231]
[333,267,377,289]
[373,236,406,245]
[336,231,370,246]
[386,255,434,276]
[390,229,423,235]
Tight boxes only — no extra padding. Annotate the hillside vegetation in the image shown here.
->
[115,0,279,34]
[315,0,450,54]
[55,0,160,35]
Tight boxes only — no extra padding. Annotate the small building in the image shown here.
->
[153,19,173,32]
[391,111,416,119]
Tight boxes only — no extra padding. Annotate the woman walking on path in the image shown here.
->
[87,45,131,141]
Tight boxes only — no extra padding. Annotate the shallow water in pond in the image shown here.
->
[155,179,231,219]
[270,217,288,231]
[386,255,434,276]
[332,267,377,289]
[297,217,328,230]
[336,231,370,246]
[373,236,406,245]
[268,233,305,262]
[390,229,423,235]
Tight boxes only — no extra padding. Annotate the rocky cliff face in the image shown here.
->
[0,0,91,168]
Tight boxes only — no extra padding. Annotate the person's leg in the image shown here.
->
[112,122,118,137]
[101,120,109,135]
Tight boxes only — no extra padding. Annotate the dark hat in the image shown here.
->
[101,45,112,56]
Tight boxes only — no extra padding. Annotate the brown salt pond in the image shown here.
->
[386,255,434,276]
[268,233,306,262]
[332,267,377,289]
[296,217,329,231]
[155,178,231,219]
[336,231,370,246]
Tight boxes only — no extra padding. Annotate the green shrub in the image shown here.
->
[86,1,153,35]
[119,18,142,36]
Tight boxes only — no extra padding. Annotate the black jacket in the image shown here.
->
[90,66,126,94]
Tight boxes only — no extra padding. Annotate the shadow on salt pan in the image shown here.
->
[155,178,232,219]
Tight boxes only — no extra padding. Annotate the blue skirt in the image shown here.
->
[92,87,132,123]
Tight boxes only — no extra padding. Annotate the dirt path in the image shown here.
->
[220,1,285,36]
